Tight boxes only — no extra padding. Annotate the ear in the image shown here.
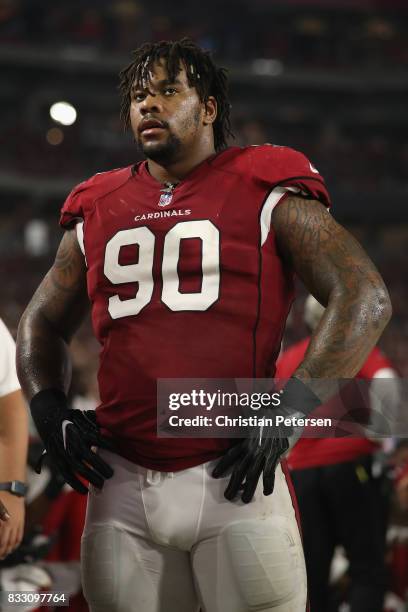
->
[203,96,217,126]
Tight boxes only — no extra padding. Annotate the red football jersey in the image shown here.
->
[60,145,330,471]
[276,339,396,469]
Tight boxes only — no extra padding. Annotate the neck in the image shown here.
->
[146,138,216,184]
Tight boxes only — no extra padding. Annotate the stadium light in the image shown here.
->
[49,101,77,126]
[252,59,283,77]
[46,127,64,145]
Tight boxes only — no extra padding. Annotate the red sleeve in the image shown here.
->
[276,338,310,378]
[59,181,89,229]
[59,166,132,230]
[250,145,331,209]
[59,171,105,229]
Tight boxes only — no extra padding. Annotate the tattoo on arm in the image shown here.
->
[50,230,85,295]
[272,196,392,380]
[16,229,90,400]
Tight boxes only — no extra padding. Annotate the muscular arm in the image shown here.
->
[0,390,28,555]
[16,229,90,401]
[0,390,28,482]
[272,197,392,380]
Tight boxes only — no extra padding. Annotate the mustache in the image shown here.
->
[138,117,170,132]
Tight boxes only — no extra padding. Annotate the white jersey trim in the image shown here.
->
[75,220,88,267]
[260,187,293,246]
[260,185,330,246]
[373,367,397,379]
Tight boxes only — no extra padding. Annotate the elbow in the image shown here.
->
[16,306,33,351]
[367,284,392,333]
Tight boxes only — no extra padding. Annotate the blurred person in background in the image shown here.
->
[396,465,408,511]
[276,295,400,612]
[24,455,88,612]
[0,319,85,609]
[16,37,392,612]
[0,442,87,612]
[386,441,408,608]
[0,318,28,559]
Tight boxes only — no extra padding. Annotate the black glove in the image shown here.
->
[30,389,114,495]
[29,442,66,501]
[212,378,320,503]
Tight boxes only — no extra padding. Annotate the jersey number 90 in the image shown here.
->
[104,220,220,318]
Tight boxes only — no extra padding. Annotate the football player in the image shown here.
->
[277,295,400,611]
[16,39,391,611]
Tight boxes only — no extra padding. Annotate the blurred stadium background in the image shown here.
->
[1,2,408,610]
[0,0,407,397]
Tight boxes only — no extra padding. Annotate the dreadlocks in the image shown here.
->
[119,38,233,151]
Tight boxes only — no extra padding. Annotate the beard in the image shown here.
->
[135,108,202,165]
[137,130,183,165]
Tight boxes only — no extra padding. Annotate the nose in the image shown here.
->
[140,93,163,115]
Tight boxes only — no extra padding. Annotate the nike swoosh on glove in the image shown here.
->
[212,378,320,503]
[30,389,114,495]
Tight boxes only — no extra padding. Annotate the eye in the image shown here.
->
[132,92,146,102]
[164,87,177,96]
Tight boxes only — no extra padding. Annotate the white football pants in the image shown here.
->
[81,451,307,612]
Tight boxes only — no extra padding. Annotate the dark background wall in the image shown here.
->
[1,0,407,389]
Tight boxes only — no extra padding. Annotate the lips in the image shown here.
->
[139,119,165,133]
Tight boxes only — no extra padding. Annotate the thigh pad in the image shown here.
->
[219,518,301,609]
[81,526,151,612]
